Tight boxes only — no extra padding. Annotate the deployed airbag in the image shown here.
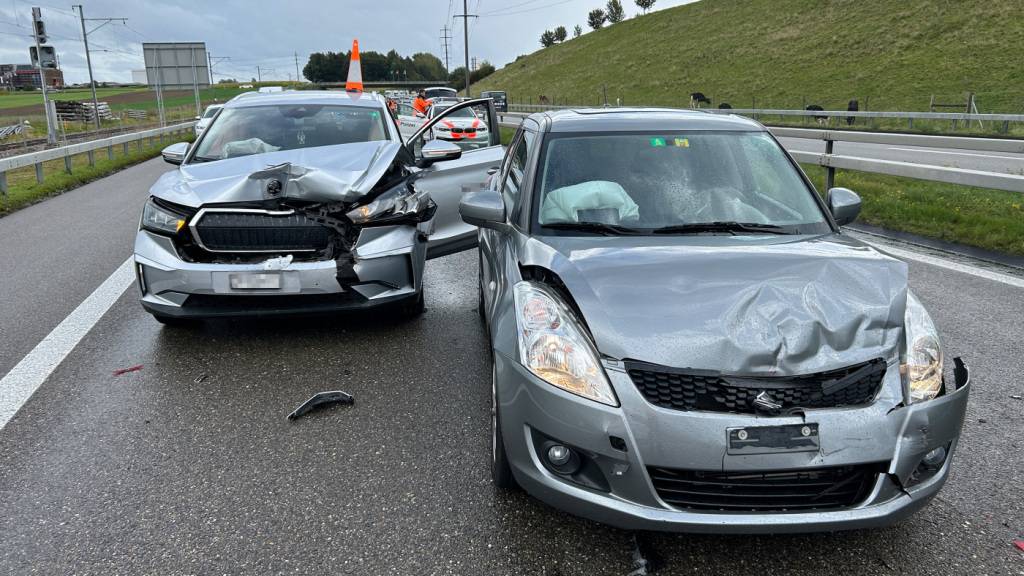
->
[540,180,640,224]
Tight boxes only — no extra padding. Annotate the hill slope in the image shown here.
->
[473,0,1024,112]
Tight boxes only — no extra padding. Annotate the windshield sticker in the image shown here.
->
[674,138,690,148]
[650,137,666,147]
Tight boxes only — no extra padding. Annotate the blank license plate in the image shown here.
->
[229,273,281,290]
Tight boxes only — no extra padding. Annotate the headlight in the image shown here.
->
[346,183,435,226]
[903,291,943,402]
[477,126,488,133]
[512,282,617,406]
[141,198,187,235]
[436,126,451,132]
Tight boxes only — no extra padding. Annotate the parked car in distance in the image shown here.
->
[258,86,284,93]
[423,86,458,100]
[480,90,507,112]
[135,92,503,325]
[464,107,970,534]
[396,98,490,150]
[193,104,222,136]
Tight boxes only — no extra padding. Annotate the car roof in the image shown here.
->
[224,90,386,109]
[531,108,765,133]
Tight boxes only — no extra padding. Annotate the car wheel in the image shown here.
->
[491,361,517,489]
[151,313,197,328]
[400,289,425,318]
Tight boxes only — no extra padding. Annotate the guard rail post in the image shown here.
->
[824,138,835,190]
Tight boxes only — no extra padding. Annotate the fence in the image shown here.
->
[0,121,195,197]
[496,111,1024,195]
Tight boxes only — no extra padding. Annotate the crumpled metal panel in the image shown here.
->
[517,233,909,375]
[151,140,402,207]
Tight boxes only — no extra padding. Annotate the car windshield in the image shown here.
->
[192,104,389,161]
[432,105,474,118]
[202,107,221,119]
[535,131,830,234]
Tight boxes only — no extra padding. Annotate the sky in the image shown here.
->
[0,0,696,84]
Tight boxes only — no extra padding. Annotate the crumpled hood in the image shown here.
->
[150,140,402,207]
[532,234,908,375]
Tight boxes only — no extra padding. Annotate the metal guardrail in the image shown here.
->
[0,122,195,197]
[496,112,1024,194]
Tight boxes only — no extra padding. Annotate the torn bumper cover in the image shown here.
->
[134,222,427,318]
[496,351,971,534]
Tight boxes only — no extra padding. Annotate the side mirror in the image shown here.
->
[828,187,861,226]
[459,190,506,230]
[418,139,462,167]
[193,115,201,121]
[161,142,189,165]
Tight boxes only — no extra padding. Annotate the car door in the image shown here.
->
[396,102,424,140]
[407,98,506,259]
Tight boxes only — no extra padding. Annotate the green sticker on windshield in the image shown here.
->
[650,137,666,147]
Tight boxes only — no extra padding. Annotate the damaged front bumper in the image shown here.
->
[496,352,971,534]
[134,223,427,319]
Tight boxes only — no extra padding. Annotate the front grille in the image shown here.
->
[192,210,331,253]
[627,358,885,414]
[648,464,881,512]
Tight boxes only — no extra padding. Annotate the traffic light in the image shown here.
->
[32,18,46,43]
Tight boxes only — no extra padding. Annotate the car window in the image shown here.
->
[192,104,389,161]
[202,107,220,119]
[534,131,829,233]
[502,130,532,209]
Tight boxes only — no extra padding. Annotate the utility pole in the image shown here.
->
[30,7,55,144]
[72,5,126,129]
[439,25,452,73]
[454,0,477,97]
[208,54,229,85]
[294,51,301,83]
[256,66,262,83]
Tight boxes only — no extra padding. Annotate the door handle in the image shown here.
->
[486,166,500,175]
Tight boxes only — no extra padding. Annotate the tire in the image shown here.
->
[399,289,425,318]
[151,313,197,328]
[491,362,517,489]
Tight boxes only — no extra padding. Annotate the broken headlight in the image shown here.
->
[903,291,943,403]
[513,281,618,406]
[141,197,187,235]
[345,183,435,226]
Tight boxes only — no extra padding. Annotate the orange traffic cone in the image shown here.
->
[345,39,363,93]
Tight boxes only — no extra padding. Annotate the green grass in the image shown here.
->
[474,0,1024,114]
[801,165,1024,255]
[0,133,193,215]
[0,87,148,110]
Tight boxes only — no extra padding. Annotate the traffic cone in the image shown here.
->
[345,39,363,93]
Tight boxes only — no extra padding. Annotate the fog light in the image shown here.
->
[922,446,947,470]
[547,445,571,466]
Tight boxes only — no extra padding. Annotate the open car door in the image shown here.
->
[405,98,505,259]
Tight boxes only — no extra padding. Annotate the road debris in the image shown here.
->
[112,365,143,376]
[1014,539,1024,552]
[625,533,658,575]
[194,373,207,384]
[288,390,354,421]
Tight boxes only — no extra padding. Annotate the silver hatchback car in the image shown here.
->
[460,108,970,533]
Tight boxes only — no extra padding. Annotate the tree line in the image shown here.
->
[302,49,496,86]
[541,0,655,47]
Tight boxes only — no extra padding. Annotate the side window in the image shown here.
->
[501,130,534,213]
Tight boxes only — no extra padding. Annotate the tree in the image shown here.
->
[553,26,567,42]
[540,29,557,47]
[606,0,625,23]
[573,24,582,37]
[587,9,606,29]
[635,0,656,14]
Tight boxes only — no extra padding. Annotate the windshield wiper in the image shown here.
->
[651,221,791,235]
[542,221,646,236]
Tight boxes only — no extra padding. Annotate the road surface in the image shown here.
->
[0,158,1022,574]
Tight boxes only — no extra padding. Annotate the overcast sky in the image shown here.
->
[0,0,695,84]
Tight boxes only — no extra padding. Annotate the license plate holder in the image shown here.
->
[726,423,819,455]
[229,272,281,290]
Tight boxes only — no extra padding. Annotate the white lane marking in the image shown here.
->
[864,241,1024,289]
[887,147,1024,161]
[0,257,135,431]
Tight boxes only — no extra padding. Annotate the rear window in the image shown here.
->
[192,104,389,162]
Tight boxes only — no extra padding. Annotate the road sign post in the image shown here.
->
[31,7,56,145]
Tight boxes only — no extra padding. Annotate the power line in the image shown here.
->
[483,0,575,16]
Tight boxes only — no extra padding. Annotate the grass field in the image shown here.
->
[474,0,1024,114]
[0,87,148,110]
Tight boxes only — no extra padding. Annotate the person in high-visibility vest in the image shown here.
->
[412,90,430,115]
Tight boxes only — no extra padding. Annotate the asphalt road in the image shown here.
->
[1,159,1023,575]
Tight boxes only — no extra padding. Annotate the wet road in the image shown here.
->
[1,159,1023,575]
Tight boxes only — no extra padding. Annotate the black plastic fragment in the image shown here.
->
[953,357,968,390]
[288,390,354,420]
